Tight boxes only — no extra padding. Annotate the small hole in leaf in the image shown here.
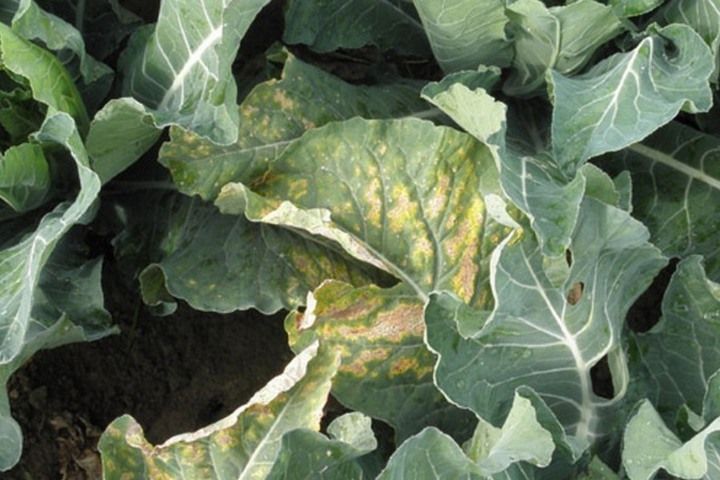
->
[296,306,306,314]
[591,355,613,399]
[566,282,584,305]
[627,259,678,333]
[565,249,573,267]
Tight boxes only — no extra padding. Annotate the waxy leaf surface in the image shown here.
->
[426,199,666,445]
[550,24,713,173]
[122,0,270,144]
[602,122,720,280]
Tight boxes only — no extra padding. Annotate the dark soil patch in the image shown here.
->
[7,300,292,479]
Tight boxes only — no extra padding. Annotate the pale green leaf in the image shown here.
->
[602,122,720,280]
[0,143,49,212]
[0,22,88,130]
[610,0,664,17]
[283,0,430,56]
[623,400,720,480]
[412,0,512,72]
[160,54,427,201]
[99,343,339,480]
[286,281,475,442]
[4,0,114,110]
[266,413,376,480]
[425,198,666,446]
[550,24,713,173]
[657,0,720,82]
[377,427,485,480]
[122,0,271,145]
[464,390,555,474]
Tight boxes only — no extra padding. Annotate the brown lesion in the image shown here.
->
[566,282,584,305]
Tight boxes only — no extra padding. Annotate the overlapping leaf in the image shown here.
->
[425,198,666,446]
[283,0,430,56]
[623,400,720,480]
[160,54,427,201]
[630,256,720,416]
[99,343,339,480]
[0,113,108,471]
[122,0,271,144]
[550,24,713,173]
[138,196,384,314]
[412,0,512,72]
[602,122,720,280]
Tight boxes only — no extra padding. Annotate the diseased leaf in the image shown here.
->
[139,196,383,314]
[122,0,271,144]
[412,0,512,72]
[623,400,720,480]
[631,256,720,416]
[99,343,339,480]
[283,0,430,56]
[425,198,666,446]
[550,24,713,173]
[160,54,427,201]
[286,281,475,442]
[602,122,720,280]
[217,117,515,307]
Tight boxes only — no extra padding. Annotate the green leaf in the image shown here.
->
[377,427,485,479]
[99,343,340,480]
[549,24,714,173]
[266,413,376,480]
[577,457,619,480]
[4,0,114,111]
[283,0,430,56]
[464,390,555,474]
[602,122,720,280]
[0,143,49,212]
[286,281,475,442]
[139,196,383,314]
[216,118,515,307]
[0,113,106,471]
[412,0,512,72]
[425,198,666,445]
[505,0,624,96]
[631,256,720,416]
[610,0,664,17]
[121,0,271,145]
[86,98,161,183]
[657,0,720,82]
[33,0,141,61]
[0,22,89,130]
[623,400,720,480]
[160,54,427,201]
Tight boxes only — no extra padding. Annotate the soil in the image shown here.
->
[6,292,293,479]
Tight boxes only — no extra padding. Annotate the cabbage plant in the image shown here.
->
[1,0,720,478]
